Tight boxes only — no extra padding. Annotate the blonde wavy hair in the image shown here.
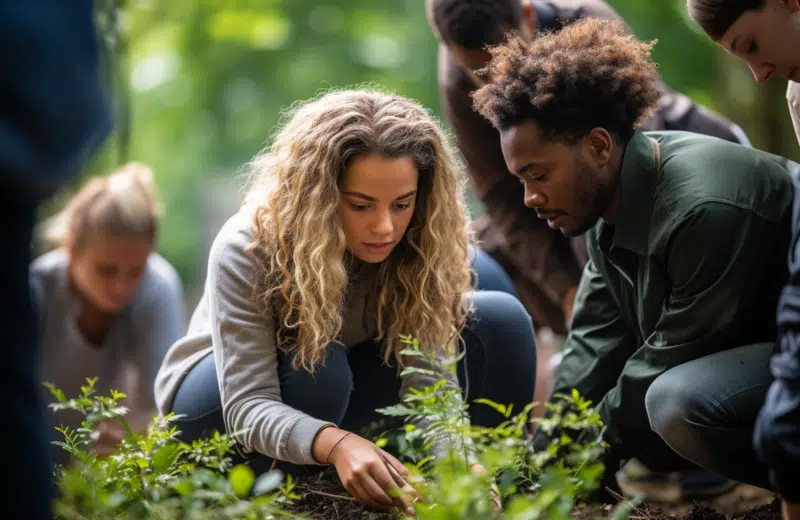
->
[245,88,474,372]
[40,162,162,251]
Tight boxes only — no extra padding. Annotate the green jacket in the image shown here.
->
[546,130,795,457]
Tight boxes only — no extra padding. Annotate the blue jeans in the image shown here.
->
[469,245,519,297]
[170,290,536,474]
[645,342,773,490]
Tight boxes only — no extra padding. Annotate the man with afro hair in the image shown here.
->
[426,0,752,342]
[473,17,795,504]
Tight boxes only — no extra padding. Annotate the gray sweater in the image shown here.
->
[155,208,460,466]
[32,248,186,465]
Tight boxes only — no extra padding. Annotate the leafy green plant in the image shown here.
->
[45,377,302,520]
[374,335,628,520]
[45,339,632,520]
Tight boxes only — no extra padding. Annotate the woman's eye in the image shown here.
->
[351,204,371,211]
[394,203,411,210]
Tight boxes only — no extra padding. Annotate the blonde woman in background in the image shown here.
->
[32,162,186,468]
[155,89,537,513]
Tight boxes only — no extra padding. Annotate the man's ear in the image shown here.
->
[585,128,614,166]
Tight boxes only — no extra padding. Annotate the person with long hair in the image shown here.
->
[33,162,186,467]
[155,89,537,512]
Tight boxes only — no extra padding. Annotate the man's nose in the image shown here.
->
[524,187,547,209]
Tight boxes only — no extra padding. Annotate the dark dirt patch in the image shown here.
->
[287,469,781,520]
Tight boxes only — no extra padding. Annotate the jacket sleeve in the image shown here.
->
[532,252,637,451]
[754,171,800,503]
[598,203,785,451]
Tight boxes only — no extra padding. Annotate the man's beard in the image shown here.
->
[562,164,615,237]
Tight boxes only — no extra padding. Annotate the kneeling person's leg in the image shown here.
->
[458,290,537,428]
[469,244,519,298]
[170,344,354,474]
[645,342,773,491]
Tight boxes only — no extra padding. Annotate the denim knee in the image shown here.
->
[468,291,535,353]
[171,343,355,444]
[645,369,702,453]
[468,245,519,298]
[462,291,536,426]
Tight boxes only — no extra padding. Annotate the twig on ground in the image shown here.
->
[299,488,356,502]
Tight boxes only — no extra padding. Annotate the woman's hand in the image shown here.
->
[313,427,416,514]
[330,434,415,513]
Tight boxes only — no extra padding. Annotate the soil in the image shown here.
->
[287,469,782,520]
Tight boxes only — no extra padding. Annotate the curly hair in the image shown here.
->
[244,88,474,373]
[426,0,522,49]
[686,0,765,41]
[472,18,661,143]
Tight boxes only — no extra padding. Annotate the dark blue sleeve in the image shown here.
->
[754,168,800,503]
[0,0,113,201]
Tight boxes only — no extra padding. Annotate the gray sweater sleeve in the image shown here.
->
[208,219,333,466]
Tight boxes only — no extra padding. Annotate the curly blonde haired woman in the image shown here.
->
[155,89,536,512]
[32,163,186,467]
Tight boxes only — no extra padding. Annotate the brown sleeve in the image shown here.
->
[558,1,749,144]
[569,0,627,23]
[437,45,582,310]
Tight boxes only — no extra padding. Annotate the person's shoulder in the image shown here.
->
[140,252,183,297]
[787,80,800,103]
[207,206,264,281]
[653,130,784,171]
[30,248,68,284]
[652,131,795,220]
[787,81,800,118]
[210,207,258,257]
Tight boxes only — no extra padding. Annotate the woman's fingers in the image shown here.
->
[380,449,410,476]
[350,480,390,510]
[366,460,402,507]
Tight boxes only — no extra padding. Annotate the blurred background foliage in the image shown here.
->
[46,0,800,305]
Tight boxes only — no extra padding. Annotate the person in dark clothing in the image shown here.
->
[425,0,752,342]
[471,17,795,505]
[426,0,758,503]
[755,168,800,520]
[0,1,112,517]
[683,2,800,518]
